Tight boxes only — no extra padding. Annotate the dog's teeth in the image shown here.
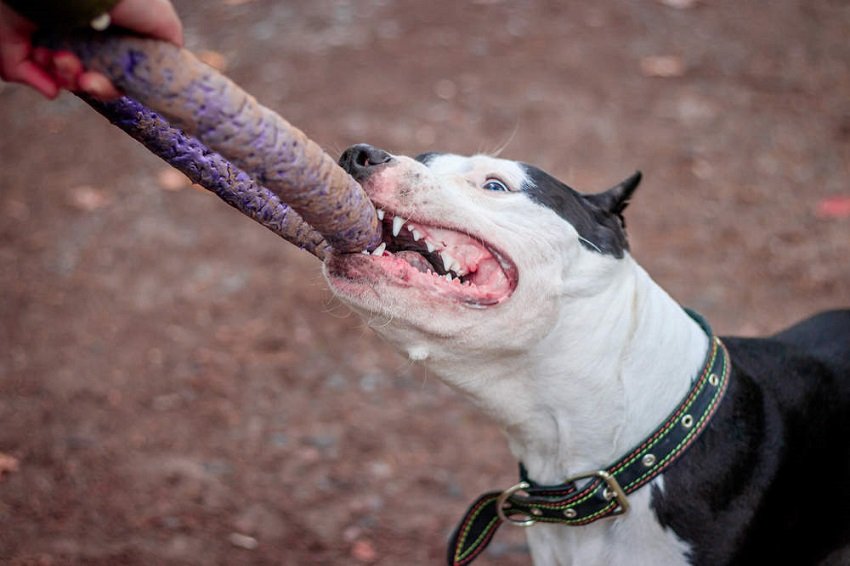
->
[445,273,453,282]
[376,208,385,220]
[443,252,463,274]
[441,251,457,271]
[425,240,436,253]
[361,249,370,255]
[411,228,423,241]
[392,216,406,237]
[372,242,387,256]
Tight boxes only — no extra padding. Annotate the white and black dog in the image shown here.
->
[325,144,850,566]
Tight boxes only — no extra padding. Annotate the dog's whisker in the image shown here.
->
[489,121,520,158]
[368,312,395,329]
[322,297,355,319]
[578,236,603,254]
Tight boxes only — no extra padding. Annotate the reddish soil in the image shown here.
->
[1,1,848,564]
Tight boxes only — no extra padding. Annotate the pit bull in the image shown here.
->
[324,144,850,566]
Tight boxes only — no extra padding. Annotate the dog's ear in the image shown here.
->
[585,171,642,223]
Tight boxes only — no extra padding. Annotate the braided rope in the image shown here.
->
[39,32,381,255]
[84,95,332,259]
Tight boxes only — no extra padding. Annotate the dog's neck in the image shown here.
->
[433,256,710,486]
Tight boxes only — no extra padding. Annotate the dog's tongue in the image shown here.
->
[396,251,432,273]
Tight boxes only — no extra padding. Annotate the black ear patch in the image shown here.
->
[583,171,642,227]
[521,165,642,259]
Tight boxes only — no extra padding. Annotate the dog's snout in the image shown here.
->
[339,144,393,182]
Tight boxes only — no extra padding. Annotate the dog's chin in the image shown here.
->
[324,210,518,313]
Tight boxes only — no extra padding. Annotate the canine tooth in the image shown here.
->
[372,242,387,256]
[376,209,385,220]
[445,273,453,282]
[425,241,436,253]
[392,216,406,237]
[441,251,459,272]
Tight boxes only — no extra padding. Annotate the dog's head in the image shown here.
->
[324,144,640,370]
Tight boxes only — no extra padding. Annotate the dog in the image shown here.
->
[324,144,850,566]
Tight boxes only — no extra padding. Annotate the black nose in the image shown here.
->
[338,144,393,182]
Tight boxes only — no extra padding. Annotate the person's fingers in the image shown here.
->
[1,0,182,100]
[32,47,51,68]
[110,0,184,47]
[52,51,83,89]
[0,38,59,98]
[0,4,59,98]
[78,71,121,100]
[9,60,58,98]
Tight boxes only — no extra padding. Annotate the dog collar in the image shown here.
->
[447,310,730,565]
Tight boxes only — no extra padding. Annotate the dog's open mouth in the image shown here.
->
[329,206,518,307]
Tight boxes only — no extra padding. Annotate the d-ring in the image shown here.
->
[496,481,537,527]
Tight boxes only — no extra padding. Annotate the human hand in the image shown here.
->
[0,0,183,100]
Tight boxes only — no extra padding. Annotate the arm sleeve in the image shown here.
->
[3,0,122,29]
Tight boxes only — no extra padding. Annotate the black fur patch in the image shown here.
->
[521,164,630,258]
[414,152,442,165]
[416,153,631,258]
[652,310,850,565]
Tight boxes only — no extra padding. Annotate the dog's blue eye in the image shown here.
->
[483,179,509,192]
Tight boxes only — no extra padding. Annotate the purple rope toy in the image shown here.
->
[41,32,381,257]
[85,96,332,259]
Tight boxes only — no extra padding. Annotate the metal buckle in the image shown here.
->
[497,471,630,528]
[496,482,537,527]
[564,470,630,517]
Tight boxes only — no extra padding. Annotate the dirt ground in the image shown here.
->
[1,0,848,564]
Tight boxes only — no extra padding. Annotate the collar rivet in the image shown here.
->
[709,373,720,386]
[681,414,694,428]
[642,454,657,467]
[563,508,577,518]
[530,508,543,517]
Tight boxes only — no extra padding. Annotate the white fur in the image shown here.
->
[325,153,710,565]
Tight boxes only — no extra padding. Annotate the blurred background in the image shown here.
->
[1,0,848,563]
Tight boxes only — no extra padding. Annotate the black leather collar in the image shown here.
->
[447,310,730,565]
